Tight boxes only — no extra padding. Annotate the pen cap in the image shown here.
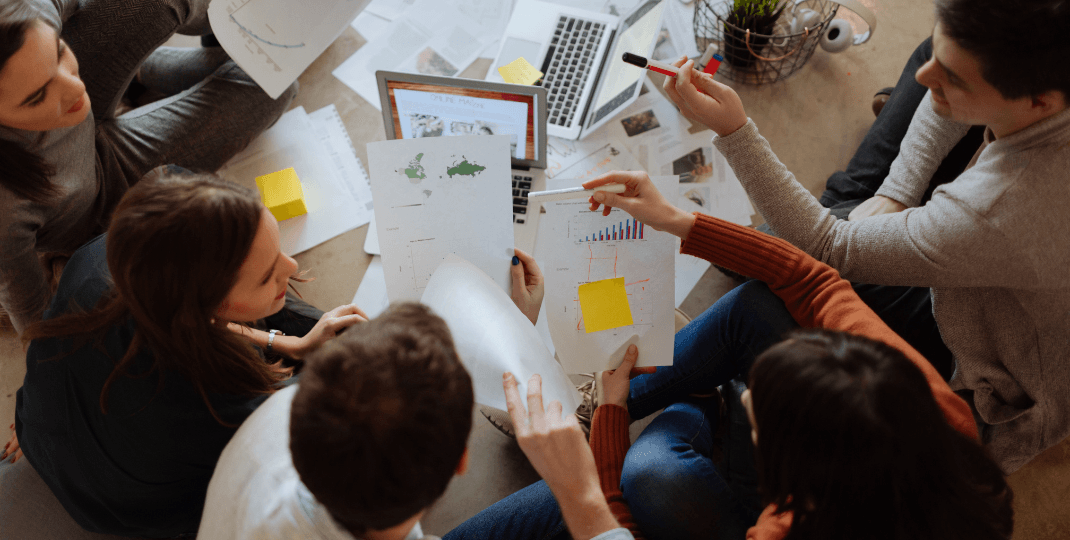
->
[622,52,648,68]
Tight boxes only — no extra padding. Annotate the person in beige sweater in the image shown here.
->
[652,0,1070,473]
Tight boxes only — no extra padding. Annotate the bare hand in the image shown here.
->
[503,372,601,499]
[662,57,748,137]
[600,344,654,410]
[582,171,696,239]
[294,304,369,359]
[510,248,544,326]
[848,195,907,221]
[2,424,23,464]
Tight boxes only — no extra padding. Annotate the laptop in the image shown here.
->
[375,70,549,254]
[486,0,665,140]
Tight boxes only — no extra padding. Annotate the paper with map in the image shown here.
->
[366,135,514,302]
[208,0,373,99]
[542,176,676,372]
[423,255,581,413]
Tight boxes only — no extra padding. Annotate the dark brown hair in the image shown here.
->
[23,173,292,422]
[935,0,1070,101]
[749,329,1013,540]
[290,303,473,536]
[0,2,59,203]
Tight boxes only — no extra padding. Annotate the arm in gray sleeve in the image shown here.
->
[0,213,52,335]
[713,120,1048,289]
[876,91,972,207]
[590,529,635,540]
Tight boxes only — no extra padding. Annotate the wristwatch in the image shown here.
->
[267,329,285,355]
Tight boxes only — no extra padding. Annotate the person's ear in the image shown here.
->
[1031,90,1067,113]
[454,447,469,476]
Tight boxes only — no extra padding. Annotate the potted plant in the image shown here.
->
[722,0,788,69]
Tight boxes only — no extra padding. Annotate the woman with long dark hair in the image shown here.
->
[0,174,366,538]
[0,0,295,335]
[443,173,1012,540]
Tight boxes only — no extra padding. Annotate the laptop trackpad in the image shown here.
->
[496,38,543,72]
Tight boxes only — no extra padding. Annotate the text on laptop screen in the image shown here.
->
[386,81,537,161]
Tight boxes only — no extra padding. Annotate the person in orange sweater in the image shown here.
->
[445,172,1012,540]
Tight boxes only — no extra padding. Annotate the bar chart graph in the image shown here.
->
[567,208,647,244]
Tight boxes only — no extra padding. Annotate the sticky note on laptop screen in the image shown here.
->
[578,277,634,333]
[498,57,543,86]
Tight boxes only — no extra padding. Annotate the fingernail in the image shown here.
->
[629,344,637,353]
[512,256,519,265]
[594,193,605,203]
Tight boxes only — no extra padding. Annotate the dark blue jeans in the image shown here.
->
[444,281,798,540]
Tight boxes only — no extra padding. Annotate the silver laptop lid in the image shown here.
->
[582,0,665,137]
[376,70,548,170]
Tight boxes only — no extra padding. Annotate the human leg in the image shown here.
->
[621,398,759,540]
[60,0,213,120]
[441,480,569,540]
[627,281,799,420]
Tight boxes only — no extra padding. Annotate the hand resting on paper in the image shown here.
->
[510,248,545,325]
[502,372,620,540]
[583,171,697,239]
[661,57,749,138]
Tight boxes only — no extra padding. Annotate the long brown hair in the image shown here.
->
[0,2,59,203]
[24,174,292,423]
[749,330,1013,540]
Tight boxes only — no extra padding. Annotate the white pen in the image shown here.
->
[527,183,628,203]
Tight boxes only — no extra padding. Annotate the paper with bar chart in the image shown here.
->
[366,135,514,302]
[542,176,676,373]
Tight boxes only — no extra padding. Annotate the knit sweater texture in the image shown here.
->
[712,97,1070,473]
[589,212,978,540]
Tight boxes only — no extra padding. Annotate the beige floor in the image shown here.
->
[2,0,1068,537]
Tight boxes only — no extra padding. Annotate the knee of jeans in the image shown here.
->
[621,438,697,498]
[725,281,781,320]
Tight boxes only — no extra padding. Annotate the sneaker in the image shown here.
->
[574,371,605,439]
[872,87,893,117]
[479,406,516,439]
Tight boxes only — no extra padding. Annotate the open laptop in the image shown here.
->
[375,70,549,254]
[486,0,665,140]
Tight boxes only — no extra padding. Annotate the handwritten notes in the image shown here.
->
[497,57,543,86]
[578,277,634,333]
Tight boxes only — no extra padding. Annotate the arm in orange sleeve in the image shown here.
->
[589,404,645,540]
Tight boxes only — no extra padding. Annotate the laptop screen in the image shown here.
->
[383,79,540,164]
[587,0,664,128]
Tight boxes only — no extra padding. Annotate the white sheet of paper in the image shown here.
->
[549,139,644,182]
[661,0,702,60]
[423,255,579,413]
[649,129,754,226]
[366,135,515,302]
[351,10,391,42]
[217,107,368,255]
[333,0,513,110]
[208,0,372,99]
[352,255,390,319]
[542,176,676,373]
[308,105,375,216]
[675,183,713,307]
[364,216,380,254]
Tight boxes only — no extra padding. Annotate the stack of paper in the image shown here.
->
[217,105,375,255]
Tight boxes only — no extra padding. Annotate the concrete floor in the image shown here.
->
[2,0,1068,537]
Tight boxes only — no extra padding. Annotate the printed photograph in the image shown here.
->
[621,109,660,137]
[415,47,459,77]
[672,147,714,183]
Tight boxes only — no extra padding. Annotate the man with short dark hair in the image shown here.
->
[642,0,1070,474]
[196,303,473,540]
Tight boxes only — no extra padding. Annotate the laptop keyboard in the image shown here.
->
[512,174,533,224]
[540,16,606,128]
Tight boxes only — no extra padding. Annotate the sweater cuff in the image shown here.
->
[590,404,631,494]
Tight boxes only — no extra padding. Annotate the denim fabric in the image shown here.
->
[442,480,569,540]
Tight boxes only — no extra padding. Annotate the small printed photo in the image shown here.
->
[620,110,660,137]
[672,147,714,183]
[416,47,458,77]
[408,114,444,137]
[682,188,708,209]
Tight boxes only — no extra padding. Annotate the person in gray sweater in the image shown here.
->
[0,0,296,335]
[605,0,1070,473]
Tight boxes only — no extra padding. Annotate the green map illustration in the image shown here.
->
[446,156,486,178]
[404,153,426,179]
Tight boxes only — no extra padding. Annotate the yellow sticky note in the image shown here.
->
[255,167,308,221]
[497,57,543,86]
[578,277,634,333]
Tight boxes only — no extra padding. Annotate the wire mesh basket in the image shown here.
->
[694,0,839,84]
